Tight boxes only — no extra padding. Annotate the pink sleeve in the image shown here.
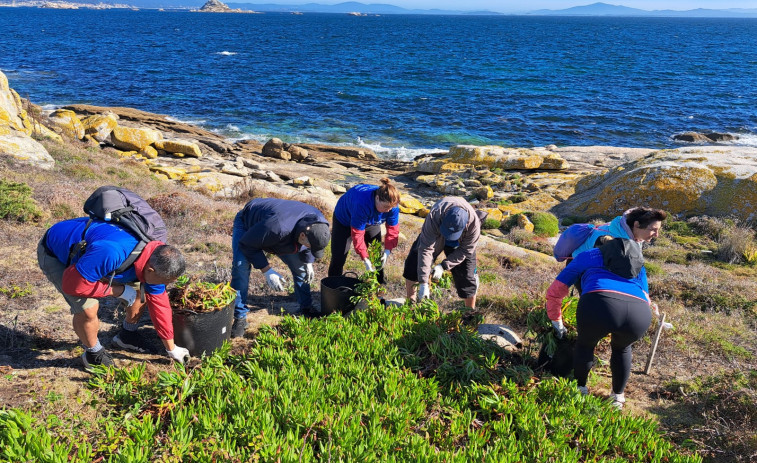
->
[146,292,174,340]
[384,224,399,251]
[546,280,570,321]
[351,227,369,260]
[61,266,113,298]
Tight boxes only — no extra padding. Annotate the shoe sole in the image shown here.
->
[112,334,150,353]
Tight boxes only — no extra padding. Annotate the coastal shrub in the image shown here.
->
[510,192,527,203]
[716,225,755,264]
[482,218,501,230]
[526,211,559,237]
[0,180,43,223]
[687,215,729,240]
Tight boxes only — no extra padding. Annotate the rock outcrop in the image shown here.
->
[553,147,757,222]
[0,70,55,169]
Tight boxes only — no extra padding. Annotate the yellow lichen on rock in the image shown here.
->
[47,109,85,140]
[479,207,503,222]
[148,165,187,180]
[154,138,202,158]
[111,125,163,151]
[399,194,425,214]
[140,146,159,159]
[516,214,534,233]
[82,113,118,143]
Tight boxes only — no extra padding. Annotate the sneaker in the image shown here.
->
[610,392,625,410]
[577,385,589,396]
[113,329,151,353]
[231,316,248,338]
[81,349,115,373]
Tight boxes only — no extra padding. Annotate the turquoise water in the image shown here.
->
[2,9,756,158]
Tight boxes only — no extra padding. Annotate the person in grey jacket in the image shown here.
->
[403,197,487,308]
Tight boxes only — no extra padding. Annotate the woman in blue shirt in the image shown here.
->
[546,238,655,410]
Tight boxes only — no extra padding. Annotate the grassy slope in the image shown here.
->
[0,140,755,461]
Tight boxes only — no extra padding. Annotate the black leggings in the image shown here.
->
[328,219,385,284]
[574,291,651,394]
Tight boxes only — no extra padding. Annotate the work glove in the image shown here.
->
[552,320,567,339]
[431,264,444,282]
[118,285,137,307]
[379,249,391,267]
[363,258,375,272]
[166,345,190,364]
[264,268,286,292]
[418,283,430,300]
[305,263,315,284]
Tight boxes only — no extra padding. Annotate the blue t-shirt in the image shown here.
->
[45,218,165,295]
[333,184,399,230]
[556,248,649,302]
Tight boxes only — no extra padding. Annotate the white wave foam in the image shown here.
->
[356,137,444,161]
[217,51,237,56]
[730,133,757,147]
[166,116,207,125]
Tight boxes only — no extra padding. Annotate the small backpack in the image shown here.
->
[67,186,168,279]
[553,223,608,262]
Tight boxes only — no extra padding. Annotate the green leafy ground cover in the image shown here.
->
[1,287,700,462]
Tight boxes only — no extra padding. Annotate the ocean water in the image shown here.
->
[1,9,756,159]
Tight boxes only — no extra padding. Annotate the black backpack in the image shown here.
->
[67,186,168,279]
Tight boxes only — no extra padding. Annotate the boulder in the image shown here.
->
[516,214,534,233]
[154,138,202,158]
[399,194,426,215]
[285,144,309,162]
[478,324,522,352]
[0,71,30,135]
[111,125,163,151]
[673,132,738,143]
[479,207,503,222]
[81,113,118,143]
[262,138,291,161]
[474,185,493,200]
[46,109,85,140]
[553,147,757,222]
[140,145,159,159]
[0,134,55,169]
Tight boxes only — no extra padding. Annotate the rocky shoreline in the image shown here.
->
[3,69,757,225]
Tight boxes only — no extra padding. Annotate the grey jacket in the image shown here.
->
[416,197,485,283]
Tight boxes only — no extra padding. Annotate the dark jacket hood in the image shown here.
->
[599,238,644,279]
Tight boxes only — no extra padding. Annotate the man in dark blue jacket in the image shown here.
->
[231,198,331,337]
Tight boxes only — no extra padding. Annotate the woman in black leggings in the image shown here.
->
[545,237,658,409]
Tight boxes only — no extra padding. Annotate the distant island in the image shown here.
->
[1,1,757,17]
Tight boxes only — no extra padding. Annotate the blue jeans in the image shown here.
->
[231,213,312,319]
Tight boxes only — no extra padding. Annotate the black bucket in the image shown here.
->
[172,301,234,357]
[320,273,361,315]
[537,337,576,378]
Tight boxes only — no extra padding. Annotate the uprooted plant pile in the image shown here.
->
[168,276,236,313]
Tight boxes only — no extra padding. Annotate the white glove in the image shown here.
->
[552,320,567,339]
[264,268,286,292]
[379,249,391,267]
[166,346,190,364]
[418,283,430,300]
[363,258,375,272]
[305,263,315,284]
[118,285,137,307]
[431,264,444,282]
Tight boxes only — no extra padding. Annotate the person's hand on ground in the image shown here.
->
[431,264,444,282]
[166,346,190,364]
[264,268,286,291]
[418,283,430,300]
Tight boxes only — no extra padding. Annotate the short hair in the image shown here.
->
[148,245,186,280]
[625,207,668,229]
[376,177,400,206]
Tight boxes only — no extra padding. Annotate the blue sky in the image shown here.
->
[314,1,757,12]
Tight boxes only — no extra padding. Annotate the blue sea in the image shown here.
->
[1,8,756,159]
